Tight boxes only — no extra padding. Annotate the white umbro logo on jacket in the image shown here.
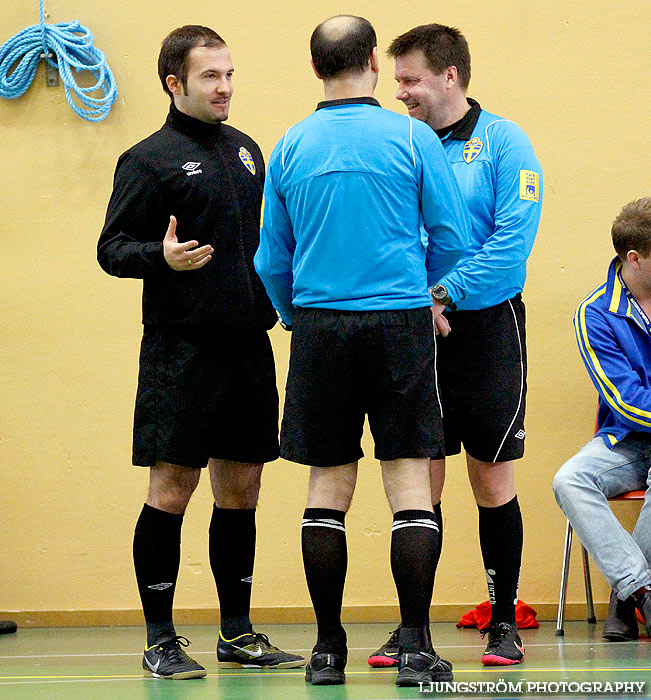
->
[182,161,203,176]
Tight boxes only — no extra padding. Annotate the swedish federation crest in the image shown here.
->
[238,147,256,175]
[463,136,483,163]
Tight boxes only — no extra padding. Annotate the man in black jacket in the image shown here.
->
[98,25,304,679]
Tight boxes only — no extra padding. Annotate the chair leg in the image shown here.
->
[556,519,573,636]
[581,545,597,623]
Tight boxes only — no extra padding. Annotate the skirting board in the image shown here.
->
[0,603,608,628]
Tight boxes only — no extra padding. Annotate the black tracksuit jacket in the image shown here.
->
[98,104,277,331]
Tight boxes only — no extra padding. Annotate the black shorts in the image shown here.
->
[280,307,444,467]
[438,295,527,463]
[133,326,279,469]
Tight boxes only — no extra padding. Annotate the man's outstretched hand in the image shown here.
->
[163,215,214,271]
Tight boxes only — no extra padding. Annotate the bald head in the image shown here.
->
[317,15,362,41]
[311,15,376,79]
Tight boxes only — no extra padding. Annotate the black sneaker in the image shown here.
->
[368,627,399,667]
[603,590,638,641]
[305,650,347,685]
[217,631,305,668]
[634,588,651,636]
[0,621,17,635]
[396,649,453,687]
[142,636,207,679]
[481,622,524,666]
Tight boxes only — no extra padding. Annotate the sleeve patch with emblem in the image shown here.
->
[519,170,539,202]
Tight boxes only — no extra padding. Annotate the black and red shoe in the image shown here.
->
[481,622,524,666]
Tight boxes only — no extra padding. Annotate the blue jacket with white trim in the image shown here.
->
[430,100,543,311]
[574,257,651,448]
[254,98,471,326]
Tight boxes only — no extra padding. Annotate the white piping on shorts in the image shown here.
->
[433,323,443,418]
[492,298,524,462]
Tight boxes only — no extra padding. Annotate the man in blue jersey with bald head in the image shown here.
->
[370,24,542,668]
[255,15,471,687]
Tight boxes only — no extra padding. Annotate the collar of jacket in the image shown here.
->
[603,256,628,315]
[166,102,224,141]
[316,96,381,111]
[437,98,482,141]
[603,256,649,333]
[603,255,650,325]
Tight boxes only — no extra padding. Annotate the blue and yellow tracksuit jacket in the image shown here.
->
[254,98,471,326]
[430,100,543,311]
[574,257,651,448]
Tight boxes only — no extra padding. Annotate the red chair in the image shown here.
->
[555,490,645,636]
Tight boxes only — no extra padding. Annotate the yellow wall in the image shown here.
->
[2,0,650,626]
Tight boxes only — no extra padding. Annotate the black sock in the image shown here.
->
[478,496,523,626]
[301,508,347,651]
[398,626,430,653]
[133,503,183,646]
[209,506,255,639]
[433,501,443,571]
[418,501,444,629]
[391,510,439,631]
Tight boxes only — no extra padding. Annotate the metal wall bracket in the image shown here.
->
[41,53,59,87]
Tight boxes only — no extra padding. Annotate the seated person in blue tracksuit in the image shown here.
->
[553,197,651,641]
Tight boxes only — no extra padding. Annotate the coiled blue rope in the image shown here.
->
[0,0,117,121]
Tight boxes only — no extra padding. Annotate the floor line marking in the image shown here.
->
[2,666,650,683]
[0,678,152,686]
[0,639,636,660]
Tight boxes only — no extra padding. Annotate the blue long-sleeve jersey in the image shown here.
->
[429,100,543,311]
[255,98,471,326]
[574,257,651,448]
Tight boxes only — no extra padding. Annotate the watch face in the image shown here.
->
[432,284,448,300]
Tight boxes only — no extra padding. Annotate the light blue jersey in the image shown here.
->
[431,100,543,311]
[255,98,471,326]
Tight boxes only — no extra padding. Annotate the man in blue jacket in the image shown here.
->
[371,24,542,668]
[255,15,470,687]
[553,197,651,642]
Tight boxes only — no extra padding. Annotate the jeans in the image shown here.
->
[552,434,651,600]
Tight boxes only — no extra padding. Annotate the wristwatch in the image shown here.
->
[429,283,456,310]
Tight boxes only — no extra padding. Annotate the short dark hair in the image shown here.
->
[158,25,226,98]
[612,197,651,259]
[387,23,471,90]
[310,15,376,80]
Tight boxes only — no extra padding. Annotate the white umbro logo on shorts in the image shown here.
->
[515,430,525,439]
[182,161,203,176]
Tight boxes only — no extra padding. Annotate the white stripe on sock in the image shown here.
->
[301,519,345,532]
[391,520,439,532]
